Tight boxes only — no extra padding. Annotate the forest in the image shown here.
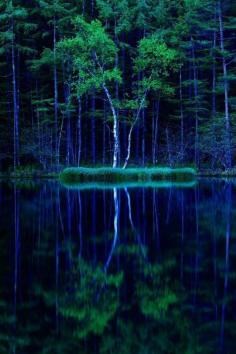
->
[1,2,236,352]
[0,0,236,173]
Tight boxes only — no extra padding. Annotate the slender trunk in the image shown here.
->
[191,38,199,168]
[218,1,231,169]
[103,84,119,168]
[91,94,96,164]
[179,68,184,163]
[105,188,119,271]
[152,95,160,165]
[65,83,71,166]
[11,19,19,170]
[77,97,82,166]
[115,28,120,164]
[102,101,106,165]
[212,11,217,168]
[53,17,59,168]
[212,17,217,118]
[125,188,146,259]
[35,81,43,167]
[57,112,65,161]
[142,108,145,166]
[123,92,147,169]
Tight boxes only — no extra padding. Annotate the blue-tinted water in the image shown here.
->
[0,179,235,353]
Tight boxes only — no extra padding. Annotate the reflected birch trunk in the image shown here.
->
[104,188,119,272]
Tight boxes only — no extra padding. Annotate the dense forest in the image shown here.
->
[0,0,236,172]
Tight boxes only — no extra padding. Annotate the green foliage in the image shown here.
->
[60,166,196,185]
[58,16,121,96]
[0,0,236,170]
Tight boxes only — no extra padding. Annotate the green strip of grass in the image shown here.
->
[59,167,196,185]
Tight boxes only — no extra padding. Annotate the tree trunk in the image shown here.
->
[142,108,145,166]
[218,1,231,169]
[91,94,96,164]
[179,69,184,163]
[211,10,217,168]
[102,101,106,165]
[77,97,82,166]
[103,84,119,168]
[152,95,160,165]
[53,17,59,168]
[191,38,199,168]
[65,83,71,166]
[11,19,19,170]
[123,92,147,169]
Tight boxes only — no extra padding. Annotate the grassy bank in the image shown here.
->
[198,168,236,177]
[0,166,58,179]
[60,167,196,185]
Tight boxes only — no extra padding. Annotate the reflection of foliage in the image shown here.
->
[1,182,236,353]
[139,286,177,320]
[60,258,123,339]
[134,260,198,354]
[137,261,179,320]
[0,300,39,353]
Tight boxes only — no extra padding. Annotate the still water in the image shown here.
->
[0,179,235,353]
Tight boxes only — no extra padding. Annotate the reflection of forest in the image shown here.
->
[0,180,236,353]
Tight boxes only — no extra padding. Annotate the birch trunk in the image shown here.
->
[123,93,147,169]
[103,84,119,168]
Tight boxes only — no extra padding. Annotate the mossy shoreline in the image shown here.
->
[2,166,236,181]
[59,167,196,185]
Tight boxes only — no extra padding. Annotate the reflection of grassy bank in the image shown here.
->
[60,167,196,185]
[60,180,197,190]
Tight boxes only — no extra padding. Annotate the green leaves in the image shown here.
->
[58,16,121,95]
[136,35,178,74]
[134,34,179,95]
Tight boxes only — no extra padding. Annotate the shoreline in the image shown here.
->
[1,168,236,180]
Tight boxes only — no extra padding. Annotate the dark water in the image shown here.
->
[0,179,236,353]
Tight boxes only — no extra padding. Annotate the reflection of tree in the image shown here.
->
[98,257,202,354]
[60,258,123,339]
[1,182,236,353]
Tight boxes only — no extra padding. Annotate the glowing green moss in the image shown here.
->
[59,167,196,187]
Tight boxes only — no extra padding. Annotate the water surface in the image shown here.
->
[0,179,235,353]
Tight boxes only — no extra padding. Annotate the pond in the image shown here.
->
[0,179,235,353]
